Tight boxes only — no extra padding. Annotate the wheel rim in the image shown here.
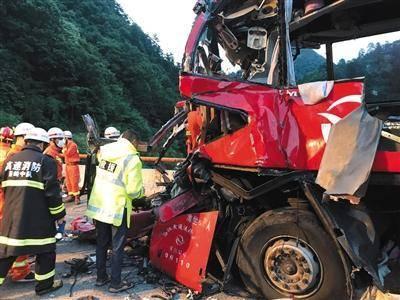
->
[263,236,323,297]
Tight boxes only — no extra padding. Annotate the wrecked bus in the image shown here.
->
[85,0,400,299]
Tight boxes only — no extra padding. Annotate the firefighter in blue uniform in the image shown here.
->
[0,127,65,296]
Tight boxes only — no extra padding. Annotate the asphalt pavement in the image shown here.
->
[2,198,400,300]
[0,199,251,300]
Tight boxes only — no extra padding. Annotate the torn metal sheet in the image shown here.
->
[316,106,383,198]
[182,77,364,170]
[128,210,155,240]
[158,191,200,223]
[149,212,218,292]
[322,200,382,286]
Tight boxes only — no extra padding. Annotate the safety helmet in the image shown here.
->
[14,122,34,136]
[48,127,64,139]
[104,127,121,139]
[0,127,14,143]
[25,128,50,143]
[64,130,73,139]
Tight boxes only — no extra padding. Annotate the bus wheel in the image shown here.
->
[236,209,350,299]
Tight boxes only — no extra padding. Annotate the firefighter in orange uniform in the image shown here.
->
[0,123,35,282]
[0,127,14,220]
[63,131,80,205]
[44,128,64,181]
[186,108,203,153]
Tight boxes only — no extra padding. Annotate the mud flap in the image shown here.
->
[149,212,219,292]
[322,200,383,288]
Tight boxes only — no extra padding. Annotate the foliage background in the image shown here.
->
[295,42,400,102]
[0,0,180,152]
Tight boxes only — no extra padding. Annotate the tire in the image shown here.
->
[236,209,350,300]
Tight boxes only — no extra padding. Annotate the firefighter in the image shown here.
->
[10,123,35,156]
[0,127,13,168]
[63,131,81,205]
[86,130,144,293]
[186,108,203,153]
[0,125,35,283]
[0,127,14,218]
[44,127,64,181]
[104,127,121,139]
[0,127,65,295]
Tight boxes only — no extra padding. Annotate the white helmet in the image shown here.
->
[25,128,50,143]
[104,127,120,139]
[48,127,64,139]
[64,130,72,139]
[14,123,34,136]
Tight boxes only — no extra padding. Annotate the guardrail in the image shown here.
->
[68,156,182,196]
[76,154,185,164]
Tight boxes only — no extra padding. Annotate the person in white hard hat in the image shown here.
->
[63,131,72,140]
[62,131,81,205]
[0,127,65,296]
[104,127,121,139]
[10,123,35,156]
[44,128,64,181]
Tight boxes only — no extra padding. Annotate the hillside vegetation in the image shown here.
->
[0,0,179,139]
[295,41,400,102]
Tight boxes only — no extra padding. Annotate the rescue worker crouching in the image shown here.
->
[0,127,65,295]
[63,130,81,205]
[86,130,144,293]
[0,124,36,283]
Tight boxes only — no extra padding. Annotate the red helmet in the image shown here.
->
[0,127,14,143]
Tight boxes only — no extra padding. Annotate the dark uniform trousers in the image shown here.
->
[96,210,128,287]
[0,251,55,292]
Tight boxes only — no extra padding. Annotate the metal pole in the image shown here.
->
[278,0,288,87]
[326,42,335,80]
[76,154,184,164]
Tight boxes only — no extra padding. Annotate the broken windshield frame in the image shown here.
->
[184,0,400,89]
[182,0,285,87]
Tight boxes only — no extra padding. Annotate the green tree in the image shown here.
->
[0,0,180,149]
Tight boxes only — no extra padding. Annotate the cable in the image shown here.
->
[69,272,78,297]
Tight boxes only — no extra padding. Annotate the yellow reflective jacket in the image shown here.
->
[86,138,144,227]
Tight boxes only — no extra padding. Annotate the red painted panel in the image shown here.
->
[182,76,367,170]
[180,75,240,99]
[182,13,206,65]
[181,73,400,173]
[286,81,364,170]
[149,212,219,292]
[373,151,400,172]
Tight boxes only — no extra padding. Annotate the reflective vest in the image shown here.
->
[86,138,144,228]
